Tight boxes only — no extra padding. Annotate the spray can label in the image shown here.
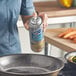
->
[29,16,44,52]
[31,27,43,41]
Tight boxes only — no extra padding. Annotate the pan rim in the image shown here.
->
[0,54,64,75]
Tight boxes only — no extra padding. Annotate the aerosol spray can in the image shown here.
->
[29,16,44,52]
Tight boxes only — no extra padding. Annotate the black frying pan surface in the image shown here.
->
[0,54,64,76]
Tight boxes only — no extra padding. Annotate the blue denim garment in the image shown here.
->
[0,0,35,56]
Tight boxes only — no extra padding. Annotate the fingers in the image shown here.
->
[23,12,48,32]
[39,13,48,32]
[24,12,37,30]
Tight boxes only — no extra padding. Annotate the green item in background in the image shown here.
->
[72,56,76,63]
[72,0,76,7]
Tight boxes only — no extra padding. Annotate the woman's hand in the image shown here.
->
[21,12,48,31]
[39,12,48,32]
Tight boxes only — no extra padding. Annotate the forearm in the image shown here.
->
[21,15,32,24]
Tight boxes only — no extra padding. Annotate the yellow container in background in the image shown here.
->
[58,0,73,8]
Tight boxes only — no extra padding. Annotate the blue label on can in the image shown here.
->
[32,28,43,41]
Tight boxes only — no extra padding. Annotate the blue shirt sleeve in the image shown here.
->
[20,0,35,16]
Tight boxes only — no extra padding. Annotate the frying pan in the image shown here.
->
[0,54,64,76]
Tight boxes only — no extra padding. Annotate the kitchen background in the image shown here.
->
[17,0,76,58]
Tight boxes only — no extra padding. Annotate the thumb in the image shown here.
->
[24,21,29,30]
[33,12,37,17]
